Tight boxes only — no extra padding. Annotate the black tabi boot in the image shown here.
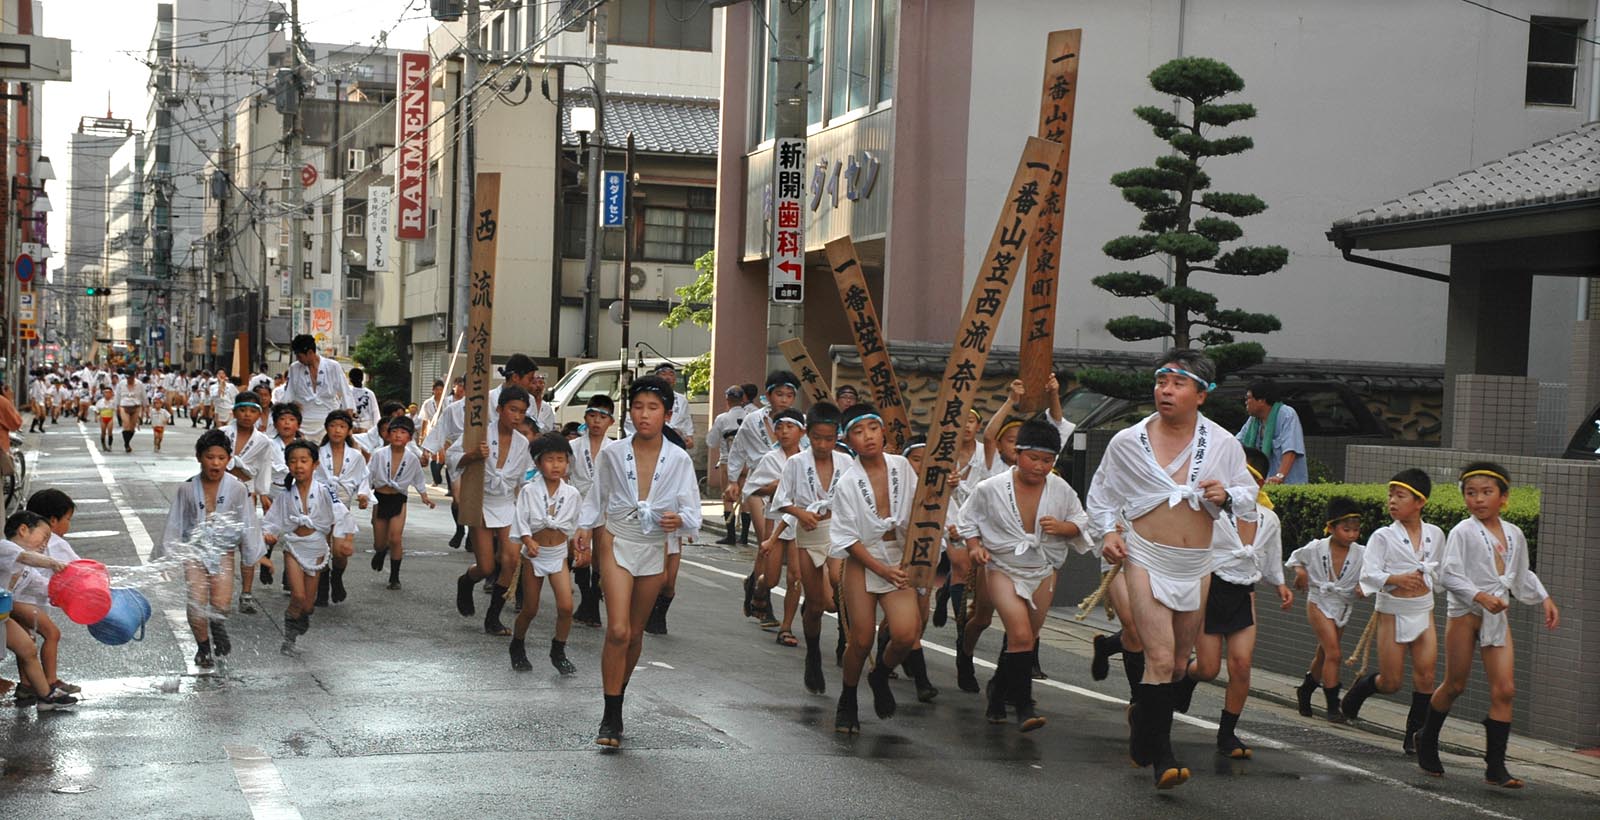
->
[456,571,477,616]
[1122,651,1146,695]
[280,614,300,655]
[596,694,623,747]
[1295,672,1317,717]
[1173,673,1199,714]
[873,628,897,679]
[742,573,756,619]
[1091,630,1121,682]
[1403,690,1432,755]
[956,640,980,693]
[1481,717,1523,788]
[986,653,1011,724]
[1127,683,1154,767]
[550,639,576,675]
[932,581,951,628]
[716,511,737,545]
[1149,683,1190,790]
[387,558,402,590]
[195,640,215,669]
[739,513,752,545]
[448,502,464,548]
[1341,672,1379,721]
[803,632,826,695]
[904,648,938,703]
[1030,644,1047,681]
[509,637,532,671]
[315,571,331,607]
[330,566,348,604]
[835,685,860,734]
[866,662,897,720]
[210,619,231,657]
[484,585,511,635]
[371,545,388,572]
[1324,684,1345,723]
[644,593,670,635]
[1010,653,1045,732]
[1415,705,1449,775]
[835,621,847,667]
[1217,709,1251,759]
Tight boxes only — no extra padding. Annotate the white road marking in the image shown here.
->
[224,744,304,820]
[679,557,1523,820]
[81,429,201,676]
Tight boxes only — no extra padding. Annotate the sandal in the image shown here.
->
[776,631,799,647]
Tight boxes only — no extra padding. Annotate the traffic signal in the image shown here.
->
[84,287,110,295]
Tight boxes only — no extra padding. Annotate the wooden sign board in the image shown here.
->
[232,334,250,377]
[777,337,832,407]
[1018,29,1081,414]
[901,137,1064,587]
[824,236,911,453]
[457,172,502,527]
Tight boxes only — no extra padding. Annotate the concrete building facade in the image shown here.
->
[63,118,132,361]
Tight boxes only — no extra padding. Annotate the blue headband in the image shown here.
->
[234,400,262,410]
[1154,366,1215,392]
[843,413,883,435]
[585,406,613,418]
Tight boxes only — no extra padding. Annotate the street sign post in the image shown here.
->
[770,137,806,304]
[14,254,34,282]
[601,170,625,228]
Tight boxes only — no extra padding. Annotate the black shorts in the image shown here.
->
[1204,574,1255,635]
[374,491,408,520]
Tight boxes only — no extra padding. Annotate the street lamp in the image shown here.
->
[571,98,604,358]
[33,156,55,181]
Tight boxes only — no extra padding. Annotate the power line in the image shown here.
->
[1454,0,1600,46]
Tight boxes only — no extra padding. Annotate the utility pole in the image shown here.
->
[581,4,608,359]
[286,0,306,352]
[766,1,809,370]
[453,0,479,349]
[619,132,634,392]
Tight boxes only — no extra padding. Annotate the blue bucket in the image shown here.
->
[0,587,11,621]
[86,588,153,646]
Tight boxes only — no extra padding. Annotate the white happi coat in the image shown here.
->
[1439,517,1548,647]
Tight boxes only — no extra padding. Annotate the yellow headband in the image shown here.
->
[1387,480,1428,503]
[1246,464,1264,482]
[1323,514,1360,534]
[1460,469,1509,486]
[1244,463,1274,509]
[968,407,982,419]
[999,419,1024,435]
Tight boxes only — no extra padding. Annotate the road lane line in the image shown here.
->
[679,557,1522,820]
[224,744,304,820]
[81,429,202,676]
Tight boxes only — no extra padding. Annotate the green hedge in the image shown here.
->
[1263,483,1541,565]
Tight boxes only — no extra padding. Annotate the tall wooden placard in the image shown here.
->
[777,337,832,407]
[232,334,250,377]
[457,172,501,527]
[1018,30,1081,413]
[901,138,1063,587]
[825,236,910,453]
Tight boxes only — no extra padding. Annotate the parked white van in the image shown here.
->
[549,358,710,474]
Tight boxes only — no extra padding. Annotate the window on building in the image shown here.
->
[491,17,505,55]
[877,0,897,104]
[345,214,365,237]
[562,195,624,259]
[346,148,367,172]
[527,0,541,45]
[345,275,365,301]
[642,206,714,263]
[608,0,712,51]
[807,1,826,126]
[508,5,521,52]
[1525,18,1585,106]
[829,0,872,118]
[751,0,778,143]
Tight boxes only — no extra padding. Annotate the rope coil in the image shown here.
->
[1076,564,1121,621]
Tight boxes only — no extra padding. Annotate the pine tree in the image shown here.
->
[1082,57,1288,398]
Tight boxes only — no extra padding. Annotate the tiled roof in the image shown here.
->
[827,342,1444,392]
[559,93,719,157]
[1331,121,1600,234]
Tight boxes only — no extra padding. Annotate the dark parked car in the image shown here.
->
[1566,400,1600,460]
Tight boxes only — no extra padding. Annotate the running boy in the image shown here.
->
[1342,468,1445,754]
[368,415,436,590]
[581,377,701,747]
[510,433,583,674]
[263,440,357,656]
[154,430,265,668]
[1285,497,1366,722]
[1416,462,1559,787]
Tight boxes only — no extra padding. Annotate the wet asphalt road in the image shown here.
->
[1,421,1595,819]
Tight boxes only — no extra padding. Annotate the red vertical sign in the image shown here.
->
[396,52,431,241]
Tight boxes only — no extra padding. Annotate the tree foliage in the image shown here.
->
[351,325,410,402]
[660,250,715,395]
[1085,56,1289,399]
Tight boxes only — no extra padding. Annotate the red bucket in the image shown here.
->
[48,560,113,625]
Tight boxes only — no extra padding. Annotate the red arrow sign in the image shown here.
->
[776,260,802,281]
[300,164,318,188]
